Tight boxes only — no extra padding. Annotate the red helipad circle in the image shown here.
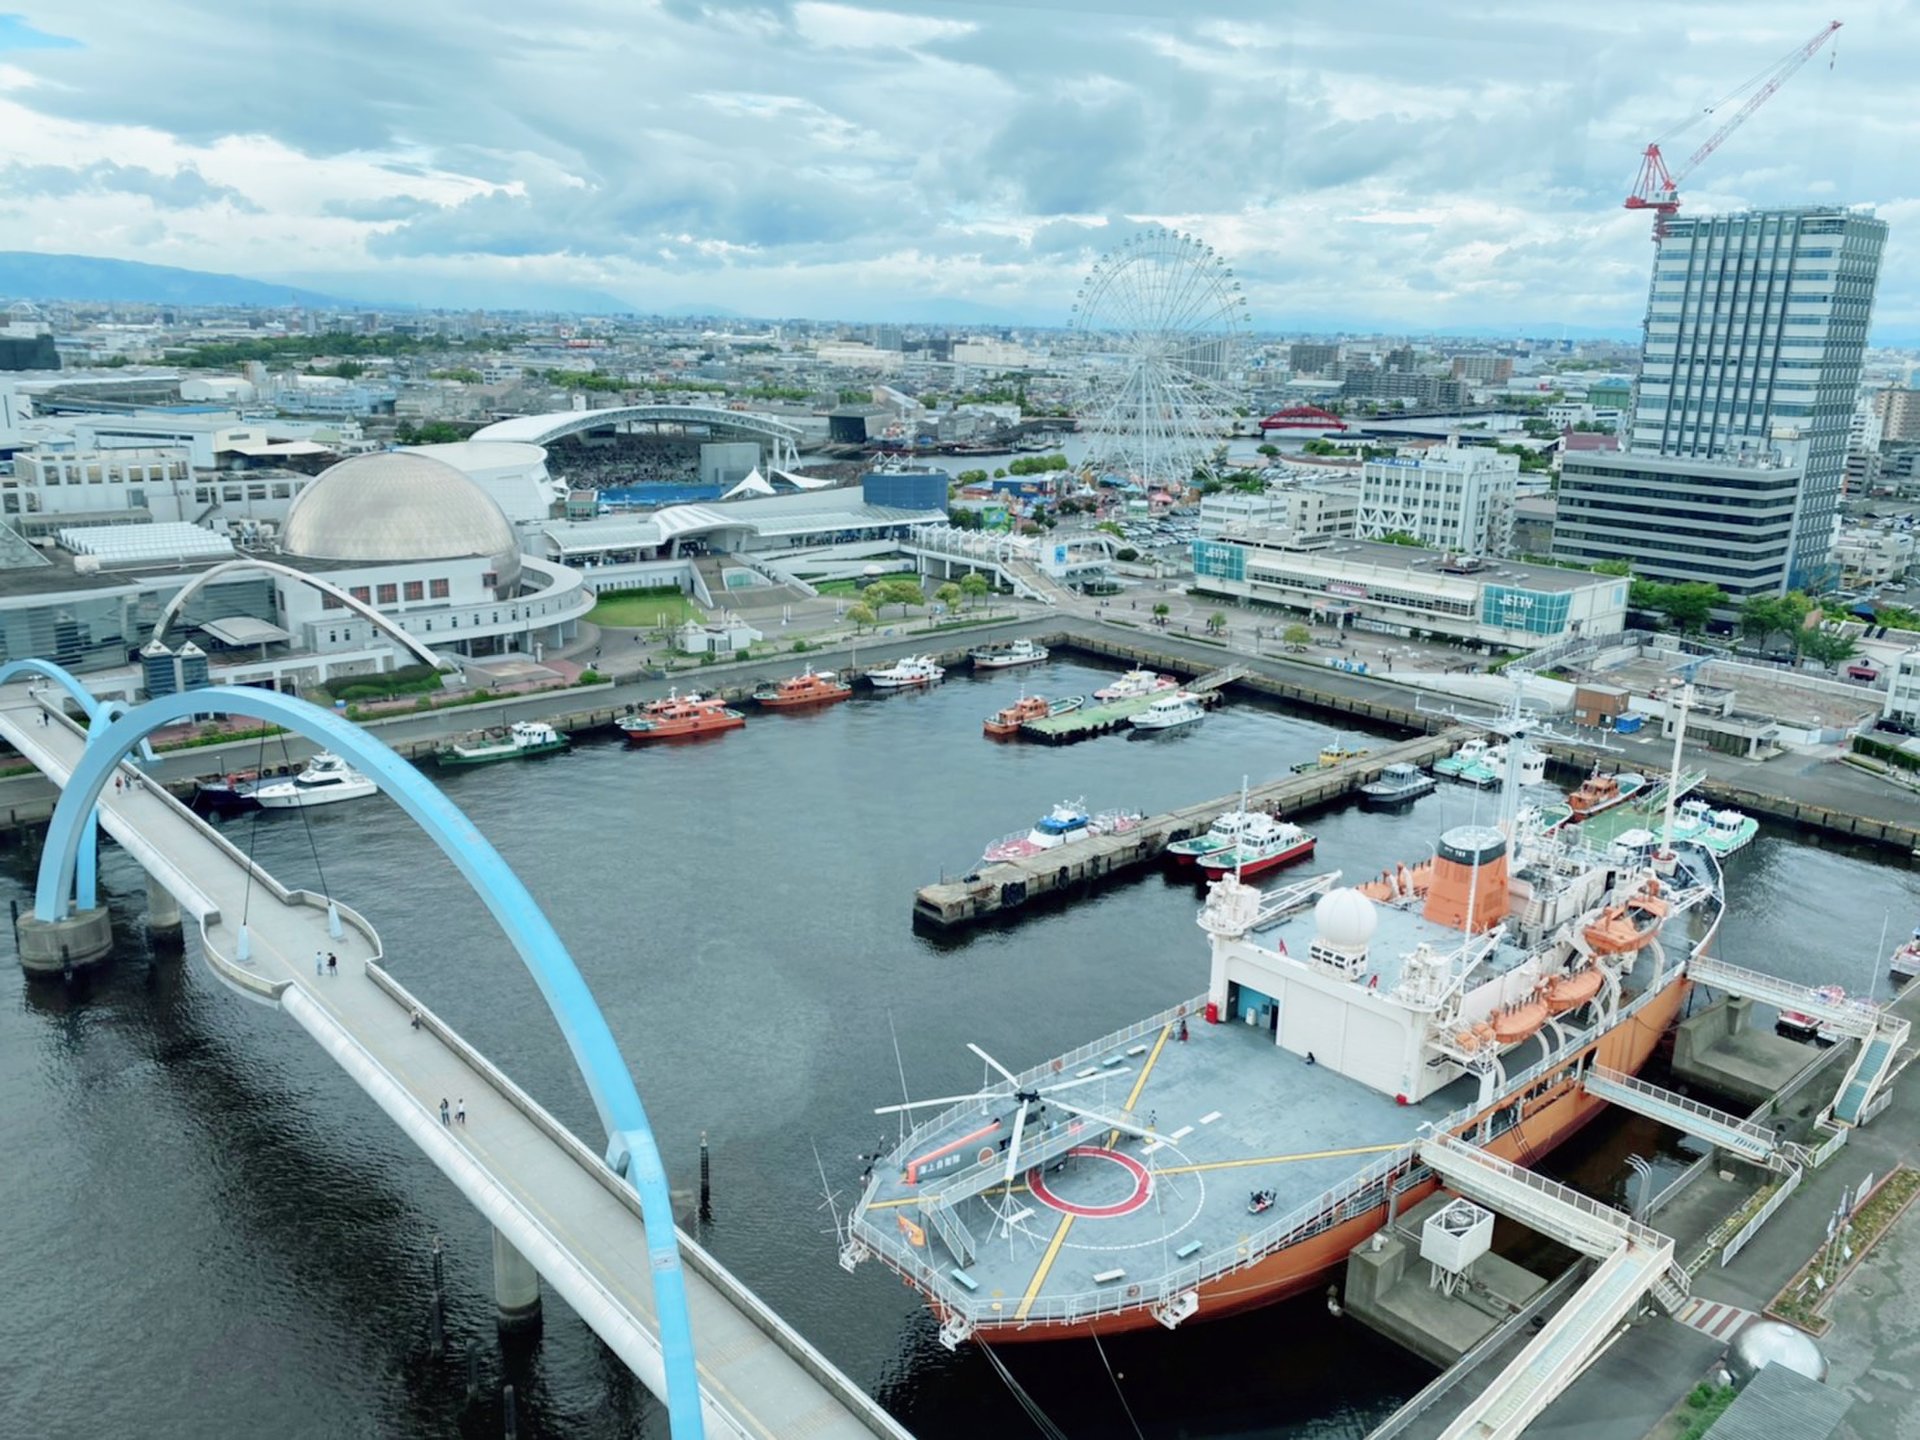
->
[1027,1145,1153,1218]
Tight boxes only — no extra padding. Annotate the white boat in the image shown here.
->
[970,639,1048,670]
[435,720,569,767]
[252,753,378,809]
[1094,668,1177,701]
[865,655,945,689]
[1129,691,1205,732]
[983,800,1143,863]
[1891,930,1920,982]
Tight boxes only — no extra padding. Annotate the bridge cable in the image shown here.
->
[978,1343,1071,1440]
[276,727,333,907]
[237,721,275,929]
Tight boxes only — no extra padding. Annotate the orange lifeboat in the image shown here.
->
[1491,998,1549,1045]
[1583,894,1667,955]
[1543,967,1604,1014]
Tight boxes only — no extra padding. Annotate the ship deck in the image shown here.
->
[856,1010,1477,1320]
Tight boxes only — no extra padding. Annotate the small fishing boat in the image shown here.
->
[1167,809,1271,866]
[1566,769,1647,821]
[983,694,1084,738]
[1129,691,1205,733]
[253,752,378,809]
[1433,738,1489,779]
[1094,668,1177,701]
[1359,763,1436,809]
[970,639,1049,670]
[1193,814,1316,879]
[1318,741,1370,767]
[982,800,1142,864]
[617,692,747,743]
[435,720,570,768]
[866,655,945,690]
[1890,930,1920,982]
[753,668,853,710]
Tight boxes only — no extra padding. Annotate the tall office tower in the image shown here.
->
[1630,207,1885,589]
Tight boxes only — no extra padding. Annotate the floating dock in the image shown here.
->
[912,727,1467,931]
[1018,664,1246,744]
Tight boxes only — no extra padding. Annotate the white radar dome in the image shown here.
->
[1314,888,1378,951]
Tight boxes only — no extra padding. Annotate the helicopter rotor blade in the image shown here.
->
[1003,1103,1029,1186]
[872,1090,994,1116]
[967,1041,1021,1087]
[1049,1096,1157,1142]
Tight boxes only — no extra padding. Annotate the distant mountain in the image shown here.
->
[272,271,641,315]
[0,252,351,309]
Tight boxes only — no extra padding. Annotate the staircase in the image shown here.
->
[918,1114,1097,1212]
[921,1200,977,1268]
[1833,1023,1905,1125]
[1582,1065,1778,1165]
[1439,1240,1673,1440]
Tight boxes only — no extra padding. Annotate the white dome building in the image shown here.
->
[273,451,588,662]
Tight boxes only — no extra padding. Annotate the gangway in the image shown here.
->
[1437,1239,1672,1440]
[1417,1133,1687,1304]
[1188,664,1248,693]
[1582,1065,1778,1165]
[1687,956,1910,1125]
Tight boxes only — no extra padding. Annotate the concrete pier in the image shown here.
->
[145,871,184,949]
[912,727,1467,930]
[14,904,112,973]
[1672,997,1831,1108]
[492,1227,542,1329]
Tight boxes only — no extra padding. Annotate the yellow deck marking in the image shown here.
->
[1014,1022,1174,1321]
[1158,1141,1402,1175]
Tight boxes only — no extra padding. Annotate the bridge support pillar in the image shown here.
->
[16,905,113,973]
[145,872,183,950]
[491,1227,542,1330]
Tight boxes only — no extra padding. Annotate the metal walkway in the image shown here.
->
[1189,664,1249,693]
[1418,1134,1686,1440]
[1582,1064,1779,1164]
[0,686,906,1440]
[1687,955,1910,1126]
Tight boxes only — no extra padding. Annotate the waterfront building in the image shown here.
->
[1630,207,1887,588]
[1200,478,1358,543]
[1555,438,1806,601]
[1358,441,1517,556]
[1190,535,1625,649]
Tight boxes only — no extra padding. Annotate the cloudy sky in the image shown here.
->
[1,1,1914,331]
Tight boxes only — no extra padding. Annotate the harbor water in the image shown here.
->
[2,655,1916,1439]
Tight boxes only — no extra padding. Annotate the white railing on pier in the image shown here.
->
[1720,1163,1803,1267]
[1686,955,1881,1038]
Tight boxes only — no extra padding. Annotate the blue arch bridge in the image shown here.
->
[0,662,908,1440]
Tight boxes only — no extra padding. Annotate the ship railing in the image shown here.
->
[1421,1131,1671,1255]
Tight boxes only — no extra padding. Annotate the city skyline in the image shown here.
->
[0,3,1915,331]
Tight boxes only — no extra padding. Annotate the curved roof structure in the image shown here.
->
[283,451,521,588]
[472,404,803,460]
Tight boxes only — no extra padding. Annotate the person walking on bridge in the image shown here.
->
[314,950,324,977]
[439,1098,451,1126]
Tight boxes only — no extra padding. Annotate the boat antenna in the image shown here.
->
[1659,670,1696,862]
[1866,911,1889,1008]
[1234,774,1249,883]
[888,1008,912,1145]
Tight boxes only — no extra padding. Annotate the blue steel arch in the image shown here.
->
[0,658,160,912]
[34,686,705,1439]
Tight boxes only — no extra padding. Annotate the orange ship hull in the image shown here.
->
[959,975,1690,1343]
[620,713,746,743]
[757,687,850,711]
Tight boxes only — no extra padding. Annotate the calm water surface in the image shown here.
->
[2,656,1914,1439]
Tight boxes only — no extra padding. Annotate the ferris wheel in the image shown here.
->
[1069,227,1251,487]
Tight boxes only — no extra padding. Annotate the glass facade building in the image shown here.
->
[1631,207,1886,589]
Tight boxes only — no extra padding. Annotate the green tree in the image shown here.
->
[1283,623,1313,650]
[934,582,962,613]
[874,579,922,617]
[1378,531,1427,548]
[1740,591,1813,646]
[1152,601,1171,620]
[1634,580,1724,632]
[845,602,875,632]
[837,387,869,405]
[1207,611,1227,634]
[1115,546,1140,562]
[1592,559,1632,577]
[960,572,990,609]
[955,468,989,485]
[993,467,1008,479]
[1794,627,1858,669]
[1095,520,1125,538]
[430,367,483,383]
[1257,442,1280,457]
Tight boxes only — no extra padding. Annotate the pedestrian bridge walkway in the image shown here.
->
[0,679,907,1440]
[1687,954,1910,1127]
[1419,1133,1686,1440]
[1581,1064,1779,1165]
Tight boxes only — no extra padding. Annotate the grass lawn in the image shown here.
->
[815,571,919,598]
[588,588,704,629]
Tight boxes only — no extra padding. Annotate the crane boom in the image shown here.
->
[1624,19,1842,238]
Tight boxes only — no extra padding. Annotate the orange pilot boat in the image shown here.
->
[1567,768,1648,820]
[752,667,852,711]
[984,695,1050,738]
[617,691,746,744]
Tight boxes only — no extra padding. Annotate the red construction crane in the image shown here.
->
[1625,19,1843,239]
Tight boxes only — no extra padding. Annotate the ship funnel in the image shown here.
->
[1423,825,1509,934]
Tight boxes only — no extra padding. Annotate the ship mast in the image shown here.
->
[1657,676,1695,872]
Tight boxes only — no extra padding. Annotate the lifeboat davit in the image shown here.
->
[1491,999,1549,1045]
[1543,967,1604,1014]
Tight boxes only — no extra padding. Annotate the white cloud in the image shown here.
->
[0,0,1910,331]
